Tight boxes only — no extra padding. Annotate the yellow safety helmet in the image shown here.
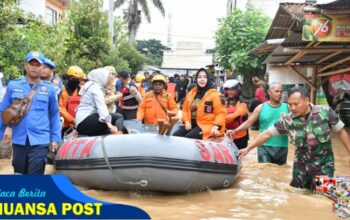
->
[135,74,145,83]
[81,73,87,80]
[67,66,85,78]
[104,66,117,75]
[152,75,166,83]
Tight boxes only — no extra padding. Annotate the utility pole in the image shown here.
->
[108,0,115,44]
[167,13,173,49]
[227,0,233,15]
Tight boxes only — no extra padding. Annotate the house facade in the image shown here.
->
[18,0,69,25]
[161,42,213,76]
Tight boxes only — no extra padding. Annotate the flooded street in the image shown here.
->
[0,130,349,219]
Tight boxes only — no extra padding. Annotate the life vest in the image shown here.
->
[136,83,146,97]
[225,105,246,129]
[67,96,80,118]
[167,82,176,98]
[120,82,139,110]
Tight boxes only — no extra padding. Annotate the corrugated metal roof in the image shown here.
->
[316,0,350,10]
[264,47,350,64]
[280,3,311,21]
[250,39,285,55]
[263,53,325,64]
[263,55,290,64]
[258,1,350,68]
[265,3,312,40]
[281,32,350,47]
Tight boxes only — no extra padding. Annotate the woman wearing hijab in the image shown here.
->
[173,68,226,140]
[75,68,124,136]
[249,88,267,130]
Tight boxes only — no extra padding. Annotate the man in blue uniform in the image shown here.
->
[41,57,63,98]
[0,51,61,174]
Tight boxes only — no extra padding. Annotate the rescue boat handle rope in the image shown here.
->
[100,136,148,187]
[127,128,141,134]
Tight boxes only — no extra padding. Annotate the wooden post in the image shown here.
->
[311,66,318,104]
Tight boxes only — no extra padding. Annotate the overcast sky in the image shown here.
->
[104,0,334,50]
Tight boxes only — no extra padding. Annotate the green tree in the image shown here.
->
[66,0,111,72]
[0,1,67,78]
[101,15,145,73]
[113,16,128,47]
[215,5,270,96]
[0,0,146,79]
[118,41,146,73]
[114,0,165,42]
[101,16,130,72]
[136,39,166,66]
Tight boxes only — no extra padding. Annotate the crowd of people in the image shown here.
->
[0,51,350,192]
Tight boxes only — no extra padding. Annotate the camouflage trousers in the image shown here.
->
[290,160,334,190]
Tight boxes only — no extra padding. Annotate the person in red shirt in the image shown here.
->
[223,79,249,149]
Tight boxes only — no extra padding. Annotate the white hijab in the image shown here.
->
[79,68,110,95]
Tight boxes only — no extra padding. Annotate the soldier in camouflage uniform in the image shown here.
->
[239,87,350,190]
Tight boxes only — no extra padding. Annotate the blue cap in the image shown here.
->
[25,51,45,64]
[43,58,56,69]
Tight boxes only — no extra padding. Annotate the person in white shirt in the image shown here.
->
[75,68,124,136]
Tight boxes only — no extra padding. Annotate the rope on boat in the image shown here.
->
[100,136,148,187]
[127,128,141,134]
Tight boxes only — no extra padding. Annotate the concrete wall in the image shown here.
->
[46,0,67,21]
[161,68,187,76]
[19,0,46,19]
[267,65,308,85]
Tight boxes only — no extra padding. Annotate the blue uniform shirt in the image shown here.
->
[0,77,62,145]
[115,79,122,92]
[50,76,63,98]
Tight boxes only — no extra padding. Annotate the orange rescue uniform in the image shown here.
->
[59,87,79,128]
[182,88,226,140]
[137,85,146,98]
[166,82,176,99]
[137,90,178,124]
[225,101,248,139]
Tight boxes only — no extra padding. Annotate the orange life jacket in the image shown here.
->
[166,82,176,99]
[137,90,178,124]
[225,101,248,139]
[59,87,79,128]
[182,88,226,140]
[67,96,80,118]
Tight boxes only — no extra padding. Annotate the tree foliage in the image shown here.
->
[114,0,165,42]
[65,0,111,72]
[118,41,146,74]
[215,5,270,77]
[0,1,67,78]
[0,0,146,78]
[136,39,166,66]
